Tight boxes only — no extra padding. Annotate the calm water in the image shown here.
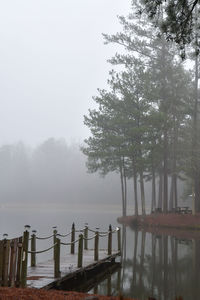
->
[1,205,199,300]
[90,227,200,300]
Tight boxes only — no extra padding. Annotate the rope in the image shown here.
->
[27,243,57,254]
[82,234,96,241]
[57,231,72,238]
[61,238,79,246]
[60,242,74,246]
[75,229,84,233]
[36,234,54,240]
[60,242,72,246]
[88,228,108,234]
[87,228,118,234]
[99,233,108,237]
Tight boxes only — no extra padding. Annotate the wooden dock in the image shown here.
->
[0,223,121,289]
[27,250,120,289]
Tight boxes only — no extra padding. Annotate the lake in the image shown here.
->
[89,226,200,300]
[1,205,199,300]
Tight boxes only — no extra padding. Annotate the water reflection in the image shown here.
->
[91,269,121,296]
[90,226,200,300]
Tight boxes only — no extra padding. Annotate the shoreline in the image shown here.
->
[117,213,200,233]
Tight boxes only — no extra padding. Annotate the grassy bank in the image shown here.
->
[118,213,200,231]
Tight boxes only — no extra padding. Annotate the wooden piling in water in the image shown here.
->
[94,231,99,261]
[31,230,36,267]
[117,227,121,253]
[54,237,61,278]
[108,225,112,255]
[71,223,75,254]
[53,227,57,261]
[84,225,88,250]
[77,234,83,268]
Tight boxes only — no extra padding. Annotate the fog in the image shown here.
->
[0,0,130,146]
[0,139,119,208]
[0,138,155,213]
[0,1,187,215]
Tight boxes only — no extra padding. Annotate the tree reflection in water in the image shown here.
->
[90,226,200,300]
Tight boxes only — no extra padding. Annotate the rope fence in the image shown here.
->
[36,234,54,240]
[27,243,57,254]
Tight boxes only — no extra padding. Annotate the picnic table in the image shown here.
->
[175,206,192,214]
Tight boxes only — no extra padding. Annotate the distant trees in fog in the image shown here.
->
[82,1,197,215]
[0,138,120,206]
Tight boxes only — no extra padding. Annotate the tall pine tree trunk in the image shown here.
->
[170,112,178,211]
[119,156,127,216]
[151,167,156,213]
[158,171,163,209]
[132,158,138,216]
[169,173,178,210]
[193,8,200,213]
[119,163,126,217]
[124,173,127,216]
[174,174,177,208]
[169,177,174,211]
[122,156,127,216]
[163,129,168,213]
[140,171,146,215]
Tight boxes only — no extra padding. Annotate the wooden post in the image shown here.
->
[71,223,75,254]
[16,237,23,287]
[21,229,29,287]
[117,227,121,253]
[53,226,57,261]
[2,234,10,286]
[31,230,36,267]
[54,238,61,278]
[84,224,88,250]
[9,238,18,287]
[94,231,99,261]
[77,234,83,268]
[108,224,112,255]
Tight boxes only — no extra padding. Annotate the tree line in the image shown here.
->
[82,1,200,215]
[0,138,120,207]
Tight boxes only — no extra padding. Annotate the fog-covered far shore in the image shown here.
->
[0,138,123,208]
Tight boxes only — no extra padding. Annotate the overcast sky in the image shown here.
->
[0,0,131,146]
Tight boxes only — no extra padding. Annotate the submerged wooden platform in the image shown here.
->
[27,250,120,290]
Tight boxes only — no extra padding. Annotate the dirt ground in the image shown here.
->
[0,288,128,300]
[0,288,183,300]
[2,288,168,300]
